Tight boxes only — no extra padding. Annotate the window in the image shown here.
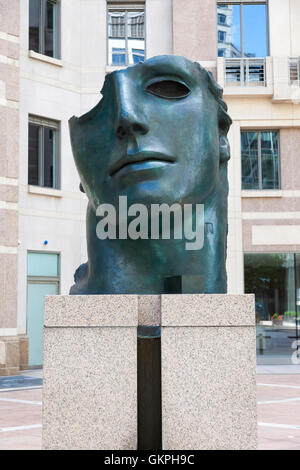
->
[218,31,226,43]
[241,131,279,190]
[289,57,300,85]
[244,253,300,364]
[29,0,60,58]
[218,13,227,25]
[107,4,145,66]
[28,116,60,189]
[217,2,268,58]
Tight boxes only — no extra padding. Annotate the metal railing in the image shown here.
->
[224,58,266,87]
[289,57,300,85]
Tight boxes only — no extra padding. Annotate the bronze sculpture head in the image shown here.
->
[69,55,232,294]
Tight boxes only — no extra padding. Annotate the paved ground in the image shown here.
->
[0,367,300,450]
[0,370,42,450]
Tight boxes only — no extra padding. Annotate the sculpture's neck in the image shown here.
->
[77,181,228,295]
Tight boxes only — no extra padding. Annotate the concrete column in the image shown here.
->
[172,0,217,63]
[0,0,27,375]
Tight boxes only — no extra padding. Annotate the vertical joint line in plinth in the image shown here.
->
[137,326,162,450]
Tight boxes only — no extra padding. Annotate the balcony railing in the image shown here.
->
[224,58,266,87]
[289,57,300,85]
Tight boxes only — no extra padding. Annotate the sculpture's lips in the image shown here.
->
[109,151,175,177]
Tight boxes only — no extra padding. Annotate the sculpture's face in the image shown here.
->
[70,56,220,210]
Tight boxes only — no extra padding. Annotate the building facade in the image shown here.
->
[0,0,299,374]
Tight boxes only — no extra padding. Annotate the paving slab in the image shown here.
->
[0,370,300,450]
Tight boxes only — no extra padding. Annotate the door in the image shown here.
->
[27,282,58,367]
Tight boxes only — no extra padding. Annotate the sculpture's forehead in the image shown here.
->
[103,55,204,90]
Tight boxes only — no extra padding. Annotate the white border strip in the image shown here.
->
[0,32,19,43]
[0,386,42,393]
[0,55,19,67]
[243,212,300,220]
[0,98,19,109]
[258,397,300,405]
[0,328,18,336]
[0,201,18,210]
[0,177,18,186]
[258,422,300,430]
[0,398,42,405]
[19,208,85,221]
[0,246,17,254]
[257,383,300,390]
[0,424,42,433]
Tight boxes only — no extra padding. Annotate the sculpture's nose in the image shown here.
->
[113,72,149,140]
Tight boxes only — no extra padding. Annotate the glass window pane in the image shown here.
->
[217,5,241,58]
[127,11,145,65]
[28,252,59,277]
[244,253,296,363]
[43,127,56,188]
[28,124,40,186]
[132,48,145,64]
[111,47,126,66]
[261,131,279,189]
[29,0,41,53]
[44,0,56,57]
[243,4,267,58]
[218,13,227,25]
[108,11,125,38]
[108,11,126,66]
[218,30,226,43]
[127,11,144,39]
[241,132,259,189]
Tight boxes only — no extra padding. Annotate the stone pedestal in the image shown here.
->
[161,294,257,450]
[43,294,257,450]
[43,295,138,450]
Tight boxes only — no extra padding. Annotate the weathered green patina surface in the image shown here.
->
[69,55,232,294]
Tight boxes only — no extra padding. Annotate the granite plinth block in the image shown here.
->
[138,295,161,326]
[161,294,257,450]
[44,294,138,327]
[43,294,257,450]
[161,293,255,326]
[43,295,138,450]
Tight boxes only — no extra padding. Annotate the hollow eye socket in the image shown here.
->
[146,80,191,100]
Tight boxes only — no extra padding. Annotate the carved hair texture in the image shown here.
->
[193,62,232,135]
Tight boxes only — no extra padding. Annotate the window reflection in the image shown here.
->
[44,0,56,57]
[127,11,145,65]
[241,132,259,190]
[28,119,59,189]
[241,131,279,190]
[217,4,241,58]
[108,10,145,66]
[29,0,59,58]
[245,253,299,364]
[43,127,55,188]
[243,4,267,58]
[28,124,40,186]
[261,132,279,189]
[217,3,267,58]
[29,0,41,52]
